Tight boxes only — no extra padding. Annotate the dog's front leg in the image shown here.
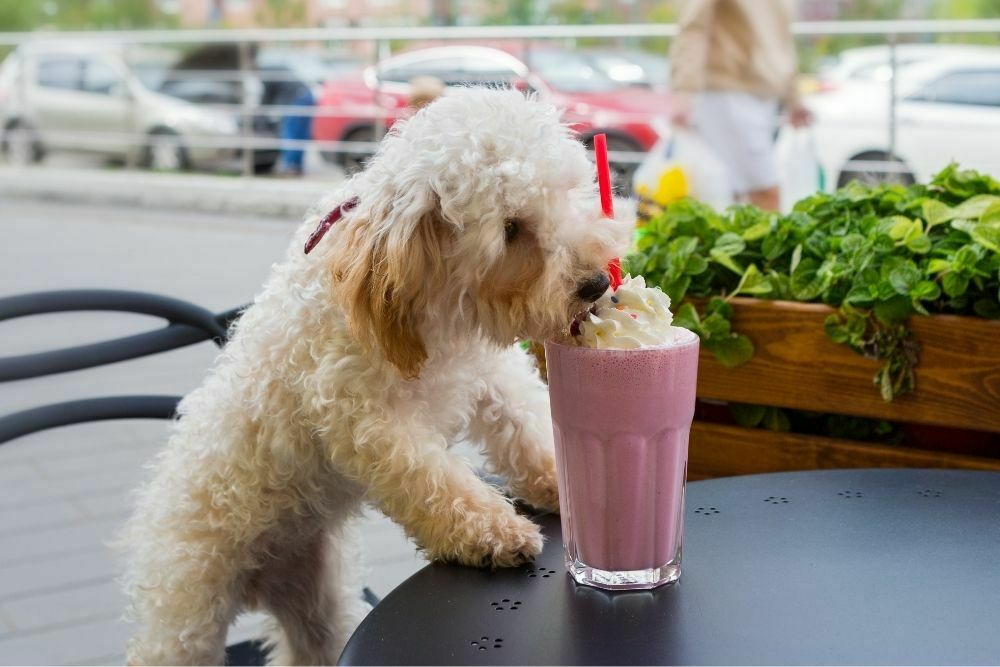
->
[469,346,559,513]
[334,417,543,567]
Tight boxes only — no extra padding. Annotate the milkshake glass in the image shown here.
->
[545,329,699,590]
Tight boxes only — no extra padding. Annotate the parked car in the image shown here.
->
[580,48,670,92]
[791,50,1000,188]
[257,48,362,89]
[812,43,997,89]
[0,43,243,171]
[157,43,326,173]
[313,45,672,175]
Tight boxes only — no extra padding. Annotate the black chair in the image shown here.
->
[0,289,242,441]
[0,289,379,665]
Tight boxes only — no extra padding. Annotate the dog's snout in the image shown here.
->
[576,273,610,302]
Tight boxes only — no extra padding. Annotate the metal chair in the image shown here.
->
[0,289,379,665]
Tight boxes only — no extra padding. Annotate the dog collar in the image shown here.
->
[304,196,360,255]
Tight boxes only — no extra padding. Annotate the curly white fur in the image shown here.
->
[120,88,633,665]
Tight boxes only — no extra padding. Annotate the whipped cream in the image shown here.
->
[574,275,682,350]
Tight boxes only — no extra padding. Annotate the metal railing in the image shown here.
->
[1,19,998,183]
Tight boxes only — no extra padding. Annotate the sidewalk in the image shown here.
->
[0,165,342,218]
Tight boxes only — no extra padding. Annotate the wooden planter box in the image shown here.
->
[688,298,1000,479]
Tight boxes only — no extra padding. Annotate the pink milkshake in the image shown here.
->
[546,276,699,590]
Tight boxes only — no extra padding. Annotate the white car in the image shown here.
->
[816,43,997,85]
[0,42,243,170]
[797,50,1000,189]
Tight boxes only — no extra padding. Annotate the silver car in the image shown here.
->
[0,43,243,170]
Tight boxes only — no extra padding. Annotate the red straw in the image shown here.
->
[593,133,623,290]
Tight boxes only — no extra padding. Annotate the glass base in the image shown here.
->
[566,552,681,591]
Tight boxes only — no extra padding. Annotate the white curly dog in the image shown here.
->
[121,88,631,665]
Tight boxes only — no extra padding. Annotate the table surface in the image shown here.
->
[339,469,1000,666]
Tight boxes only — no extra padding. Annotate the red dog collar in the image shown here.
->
[304,196,360,255]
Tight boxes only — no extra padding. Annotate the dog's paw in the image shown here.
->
[436,511,543,569]
[512,457,560,513]
[477,512,544,568]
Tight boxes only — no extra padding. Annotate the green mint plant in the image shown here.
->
[626,163,1000,402]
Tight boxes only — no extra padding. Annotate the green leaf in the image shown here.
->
[911,280,941,301]
[672,303,701,331]
[761,233,786,261]
[623,253,646,276]
[701,313,732,339]
[922,199,953,227]
[952,218,978,235]
[973,298,1000,319]
[741,221,771,241]
[905,233,932,254]
[732,264,773,296]
[981,201,1000,225]
[669,235,699,259]
[805,230,830,257]
[878,365,895,402]
[790,244,803,274]
[952,245,982,272]
[709,249,745,275]
[926,258,951,274]
[730,403,766,428]
[888,260,922,295]
[708,334,754,368]
[762,407,791,432]
[791,258,825,300]
[663,275,692,304]
[887,216,916,241]
[844,283,875,305]
[713,232,746,257]
[684,254,709,275]
[942,272,970,298]
[874,295,912,324]
[951,194,1000,220]
[840,234,866,257]
[971,224,1000,252]
[824,314,849,343]
[705,296,732,319]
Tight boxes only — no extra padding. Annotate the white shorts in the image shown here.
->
[694,91,780,194]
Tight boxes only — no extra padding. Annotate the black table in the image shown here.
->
[339,469,1000,665]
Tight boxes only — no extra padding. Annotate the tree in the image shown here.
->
[2,0,177,31]
[932,0,1000,18]
[483,0,537,25]
[0,2,39,32]
[255,0,309,27]
[931,0,1000,43]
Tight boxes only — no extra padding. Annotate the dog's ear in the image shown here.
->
[337,197,445,379]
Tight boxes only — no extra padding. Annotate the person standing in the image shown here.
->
[669,0,812,211]
[407,76,446,110]
[277,78,315,176]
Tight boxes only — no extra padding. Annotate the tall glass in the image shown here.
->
[545,330,699,590]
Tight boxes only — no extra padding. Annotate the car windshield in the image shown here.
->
[258,51,329,86]
[132,61,168,90]
[526,50,619,93]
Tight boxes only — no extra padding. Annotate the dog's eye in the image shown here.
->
[504,218,520,243]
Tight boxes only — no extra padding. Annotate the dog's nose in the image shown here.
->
[577,272,610,302]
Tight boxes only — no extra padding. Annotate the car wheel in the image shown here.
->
[143,130,188,172]
[254,152,280,174]
[837,151,915,189]
[340,126,377,174]
[585,134,643,194]
[2,121,43,166]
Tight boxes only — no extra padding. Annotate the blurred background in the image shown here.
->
[1,0,998,664]
[1,0,999,184]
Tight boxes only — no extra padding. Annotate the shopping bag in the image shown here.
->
[633,128,733,211]
[775,127,824,212]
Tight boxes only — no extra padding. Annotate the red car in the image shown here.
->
[313,45,672,176]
